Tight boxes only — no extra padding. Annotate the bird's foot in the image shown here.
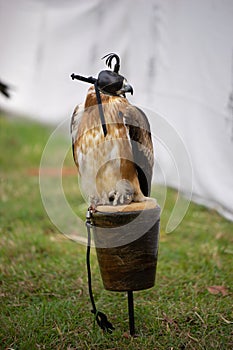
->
[108,180,134,206]
[89,180,134,207]
[89,192,111,209]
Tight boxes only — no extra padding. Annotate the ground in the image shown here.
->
[0,114,232,349]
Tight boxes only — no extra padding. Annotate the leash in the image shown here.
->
[86,209,114,333]
[71,73,107,137]
[94,81,107,137]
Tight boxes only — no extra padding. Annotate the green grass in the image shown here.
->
[0,114,232,349]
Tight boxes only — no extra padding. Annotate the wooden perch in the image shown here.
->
[91,199,160,292]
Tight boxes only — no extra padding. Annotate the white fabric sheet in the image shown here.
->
[0,0,233,221]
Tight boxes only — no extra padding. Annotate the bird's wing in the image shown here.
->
[70,103,84,172]
[123,105,154,196]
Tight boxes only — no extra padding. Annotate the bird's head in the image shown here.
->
[97,53,133,97]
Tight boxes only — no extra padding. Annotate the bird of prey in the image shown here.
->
[71,53,154,207]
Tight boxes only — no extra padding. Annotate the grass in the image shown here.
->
[0,114,232,349]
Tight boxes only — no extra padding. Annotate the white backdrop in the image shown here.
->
[1,0,233,221]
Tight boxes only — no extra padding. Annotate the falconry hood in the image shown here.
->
[71,53,133,136]
[97,53,133,97]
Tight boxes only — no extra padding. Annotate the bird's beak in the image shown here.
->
[121,83,134,95]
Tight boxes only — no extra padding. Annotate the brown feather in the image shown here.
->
[71,86,153,205]
[123,106,154,196]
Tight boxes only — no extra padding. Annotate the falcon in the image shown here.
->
[71,53,154,207]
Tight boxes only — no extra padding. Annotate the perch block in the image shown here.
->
[91,199,160,292]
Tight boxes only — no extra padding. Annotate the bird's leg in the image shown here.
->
[108,179,134,206]
[89,195,99,212]
[89,191,110,210]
